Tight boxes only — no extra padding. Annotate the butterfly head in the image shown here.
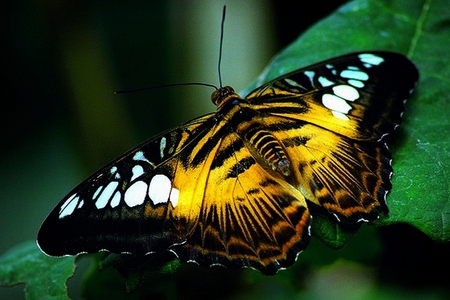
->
[211,85,240,108]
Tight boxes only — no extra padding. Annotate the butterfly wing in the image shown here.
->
[37,113,216,256]
[175,129,310,274]
[244,51,419,222]
[38,111,310,274]
[247,52,416,139]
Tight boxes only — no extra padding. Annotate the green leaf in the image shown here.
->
[377,0,450,242]
[96,252,181,293]
[81,253,179,300]
[0,241,76,300]
[311,214,361,249]
[244,0,450,247]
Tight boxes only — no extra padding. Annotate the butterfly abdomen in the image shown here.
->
[244,129,291,177]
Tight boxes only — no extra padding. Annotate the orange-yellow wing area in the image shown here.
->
[163,117,310,275]
[240,92,393,223]
[274,118,389,222]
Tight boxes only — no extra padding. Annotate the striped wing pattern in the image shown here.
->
[38,51,418,274]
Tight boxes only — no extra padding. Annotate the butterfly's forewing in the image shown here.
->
[247,52,415,140]
[244,51,419,222]
[37,113,216,256]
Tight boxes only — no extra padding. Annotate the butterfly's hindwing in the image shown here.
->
[177,132,310,274]
[38,51,418,274]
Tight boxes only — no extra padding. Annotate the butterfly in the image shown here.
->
[37,51,418,275]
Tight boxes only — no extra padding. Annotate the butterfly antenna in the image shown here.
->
[217,5,226,88]
[115,82,217,94]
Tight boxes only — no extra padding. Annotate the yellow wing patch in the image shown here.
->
[164,123,310,274]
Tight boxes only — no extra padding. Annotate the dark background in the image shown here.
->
[2,1,448,299]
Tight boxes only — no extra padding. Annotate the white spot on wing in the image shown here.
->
[93,186,102,199]
[124,180,147,207]
[77,199,84,208]
[133,151,149,162]
[133,150,156,168]
[332,85,359,101]
[322,94,352,114]
[160,137,167,159]
[331,111,350,120]
[110,191,121,208]
[110,166,117,174]
[358,53,384,66]
[304,71,315,82]
[284,78,302,88]
[110,166,120,179]
[318,76,334,87]
[170,187,180,207]
[340,69,369,81]
[348,79,364,88]
[95,181,118,209]
[59,194,79,219]
[130,165,144,181]
[148,174,172,205]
